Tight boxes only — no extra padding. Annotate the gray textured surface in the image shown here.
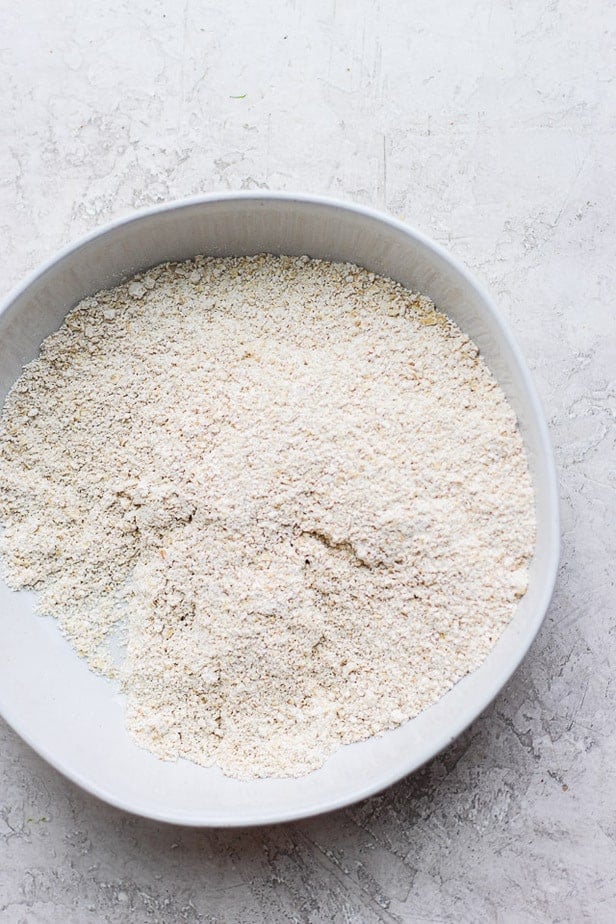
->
[0,0,614,921]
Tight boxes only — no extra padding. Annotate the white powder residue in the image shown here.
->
[0,254,535,779]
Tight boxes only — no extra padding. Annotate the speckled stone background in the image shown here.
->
[1,1,614,921]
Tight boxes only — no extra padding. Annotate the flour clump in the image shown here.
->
[0,254,535,778]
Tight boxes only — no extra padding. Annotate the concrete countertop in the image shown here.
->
[1,1,614,921]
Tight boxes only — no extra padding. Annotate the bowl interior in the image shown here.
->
[0,195,559,825]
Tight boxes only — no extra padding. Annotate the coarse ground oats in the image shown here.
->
[0,254,535,778]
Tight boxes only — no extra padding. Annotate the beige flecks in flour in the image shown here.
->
[0,254,536,779]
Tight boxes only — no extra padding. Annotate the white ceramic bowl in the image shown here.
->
[0,193,559,826]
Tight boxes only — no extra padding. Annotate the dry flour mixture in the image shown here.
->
[0,255,535,778]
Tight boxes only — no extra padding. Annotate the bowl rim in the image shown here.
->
[0,191,560,826]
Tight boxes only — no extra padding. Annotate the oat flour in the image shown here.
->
[0,255,535,778]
